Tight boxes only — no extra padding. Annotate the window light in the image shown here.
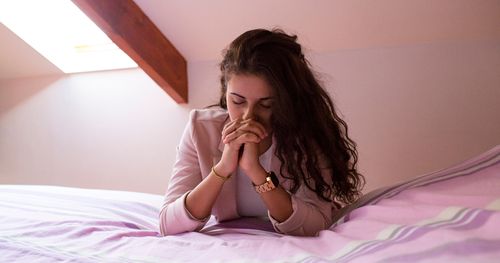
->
[0,0,137,73]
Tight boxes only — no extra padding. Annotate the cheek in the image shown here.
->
[258,112,273,131]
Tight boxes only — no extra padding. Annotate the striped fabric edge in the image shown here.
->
[331,145,500,226]
[327,198,500,262]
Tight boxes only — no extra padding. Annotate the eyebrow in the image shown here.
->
[229,92,274,101]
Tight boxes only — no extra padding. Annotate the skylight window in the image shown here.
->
[0,0,137,73]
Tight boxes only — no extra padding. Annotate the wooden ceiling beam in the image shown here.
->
[72,0,188,103]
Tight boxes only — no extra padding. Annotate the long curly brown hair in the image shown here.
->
[217,28,364,204]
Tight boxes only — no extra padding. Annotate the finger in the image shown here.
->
[222,118,242,138]
[223,129,247,144]
[224,130,261,144]
[222,118,241,133]
[237,120,268,139]
[240,119,268,135]
[232,132,261,145]
[222,122,245,143]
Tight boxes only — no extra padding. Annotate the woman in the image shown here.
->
[159,28,364,237]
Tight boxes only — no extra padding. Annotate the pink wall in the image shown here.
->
[0,69,192,194]
[1,40,499,194]
[312,39,500,191]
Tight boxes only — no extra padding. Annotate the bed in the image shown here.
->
[1,145,499,262]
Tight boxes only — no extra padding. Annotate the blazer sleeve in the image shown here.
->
[159,111,209,236]
[269,166,337,237]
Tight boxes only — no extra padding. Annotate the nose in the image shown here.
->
[242,106,256,120]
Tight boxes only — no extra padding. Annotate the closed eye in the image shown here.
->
[232,100,245,105]
[259,98,273,109]
[260,102,272,109]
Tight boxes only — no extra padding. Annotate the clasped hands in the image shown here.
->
[214,118,269,181]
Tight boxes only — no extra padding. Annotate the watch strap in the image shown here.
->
[254,171,278,194]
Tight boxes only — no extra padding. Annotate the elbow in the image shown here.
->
[159,206,185,236]
[278,224,326,237]
[272,215,329,237]
[271,198,332,237]
[158,203,204,236]
[159,209,186,236]
[159,207,169,236]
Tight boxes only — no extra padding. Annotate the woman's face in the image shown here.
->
[226,74,274,133]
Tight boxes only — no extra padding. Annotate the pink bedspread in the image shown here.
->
[1,145,499,262]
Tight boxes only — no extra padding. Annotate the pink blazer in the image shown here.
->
[159,108,337,236]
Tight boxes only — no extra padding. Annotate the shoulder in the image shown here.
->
[187,108,229,141]
[189,107,228,124]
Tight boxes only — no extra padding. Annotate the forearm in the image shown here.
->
[185,168,226,220]
[260,186,293,222]
[248,167,293,222]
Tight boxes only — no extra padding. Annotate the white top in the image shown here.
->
[236,143,274,217]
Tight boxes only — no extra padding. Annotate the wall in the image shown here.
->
[1,40,499,194]
[0,67,217,194]
[311,39,500,191]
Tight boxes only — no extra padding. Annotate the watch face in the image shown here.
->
[269,171,279,187]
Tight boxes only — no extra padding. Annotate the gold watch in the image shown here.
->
[253,171,279,194]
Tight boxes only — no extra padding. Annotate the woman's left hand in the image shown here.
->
[239,141,260,173]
